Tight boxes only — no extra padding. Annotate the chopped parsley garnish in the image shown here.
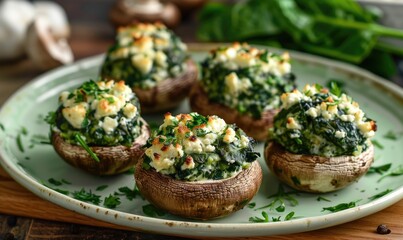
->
[103,195,121,209]
[368,189,393,201]
[247,202,256,209]
[16,134,24,153]
[30,134,51,145]
[72,188,102,205]
[115,186,141,200]
[317,196,331,202]
[74,134,100,162]
[0,122,4,131]
[322,200,360,213]
[48,178,63,186]
[367,163,392,175]
[96,185,108,191]
[371,140,384,149]
[249,211,295,223]
[383,131,397,140]
[256,185,299,211]
[42,182,69,195]
[378,165,403,182]
[142,204,166,217]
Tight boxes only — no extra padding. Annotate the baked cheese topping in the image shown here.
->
[100,23,188,89]
[142,112,259,181]
[271,84,377,157]
[48,80,143,146]
[200,43,295,118]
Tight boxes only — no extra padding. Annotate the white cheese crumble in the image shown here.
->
[62,102,88,129]
[102,116,118,134]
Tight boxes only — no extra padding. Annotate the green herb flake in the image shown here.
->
[256,184,299,211]
[371,140,384,149]
[383,131,397,140]
[284,211,295,221]
[21,127,28,136]
[367,163,391,175]
[74,134,100,162]
[317,196,331,202]
[249,211,269,223]
[116,186,141,200]
[103,195,121,209]
[62,179,71,185]
[106,97,115,104]
[368,189,393,201]
[0,122,4,131]
[247,202,256,209]
[72,188,101,205]
[42,183,69,195]
[142,204,166,217]
[16,134,24,153]
[48,178,63,186]
[291,176,300,186]
[378,165,403,182]
[322,200,360,213]
[96,185,108,191]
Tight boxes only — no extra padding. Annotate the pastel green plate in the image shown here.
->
[0,44,402,237]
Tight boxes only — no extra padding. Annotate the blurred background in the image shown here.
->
[1,0,403,105]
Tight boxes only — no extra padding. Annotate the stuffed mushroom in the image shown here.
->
[190,43,295,141]
[100,22,197,113]
[265,84,376,193]
[135,112,262,220]
[47,79,150,175]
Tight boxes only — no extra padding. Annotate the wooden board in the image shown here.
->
[1,166,403,239]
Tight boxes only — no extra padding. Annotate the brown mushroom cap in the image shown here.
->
[135,159,263,220]
[133,59,198,113]
[264,142,374,193]
[189,82,278,141]
[51,118,150,176]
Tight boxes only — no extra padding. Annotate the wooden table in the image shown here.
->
[1,1,402,239]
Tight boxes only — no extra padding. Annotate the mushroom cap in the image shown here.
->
[264,142,374,193]
[133,59,198,113]
[135,159,262,220]
[51,118,150,176]
[189,82,277,141]
[25,16,73,70]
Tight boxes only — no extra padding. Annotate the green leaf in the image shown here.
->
[367,163,391,175]
[72,188,101,205]
[74,134,100,162]
[96,185,108,191]
[103,195,121,209]
[284,211,295,221]
[142,204,166,217]
[116,186,141,200]
[317,196,331,202]
[383,131,398,140]
[0,122,4,131]
[249,211,269,223]
[368,189,393,201]
[48,178,63,186]
[322,200,360,212]
[371,140,384,150]
[247,202,256,209]
[378,165,403,182]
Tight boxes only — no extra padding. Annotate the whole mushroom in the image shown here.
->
[25,16,73,70]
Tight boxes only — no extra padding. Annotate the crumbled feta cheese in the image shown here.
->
[181,156,195,170]
[62,103,88,129]
[207,116,226,133]
[102,117,118,134]
[183,138,203,154]
[223,127,236,143]
[123,103,137,119]
[306,107,319,118]
[286,117,301,130]
[154,51,167,67]
[225,72,239,95]
[131,54,153,74]
[95,95,124,119]
[240,135,250,148]
[335,130,346,138]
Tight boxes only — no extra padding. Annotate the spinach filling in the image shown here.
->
[271,86,376,157]
[100,24,188,89]
[200,47,295,119]
[142,113,260,181]
[47,80,142,147]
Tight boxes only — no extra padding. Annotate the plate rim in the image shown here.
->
[0,43,402,237]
